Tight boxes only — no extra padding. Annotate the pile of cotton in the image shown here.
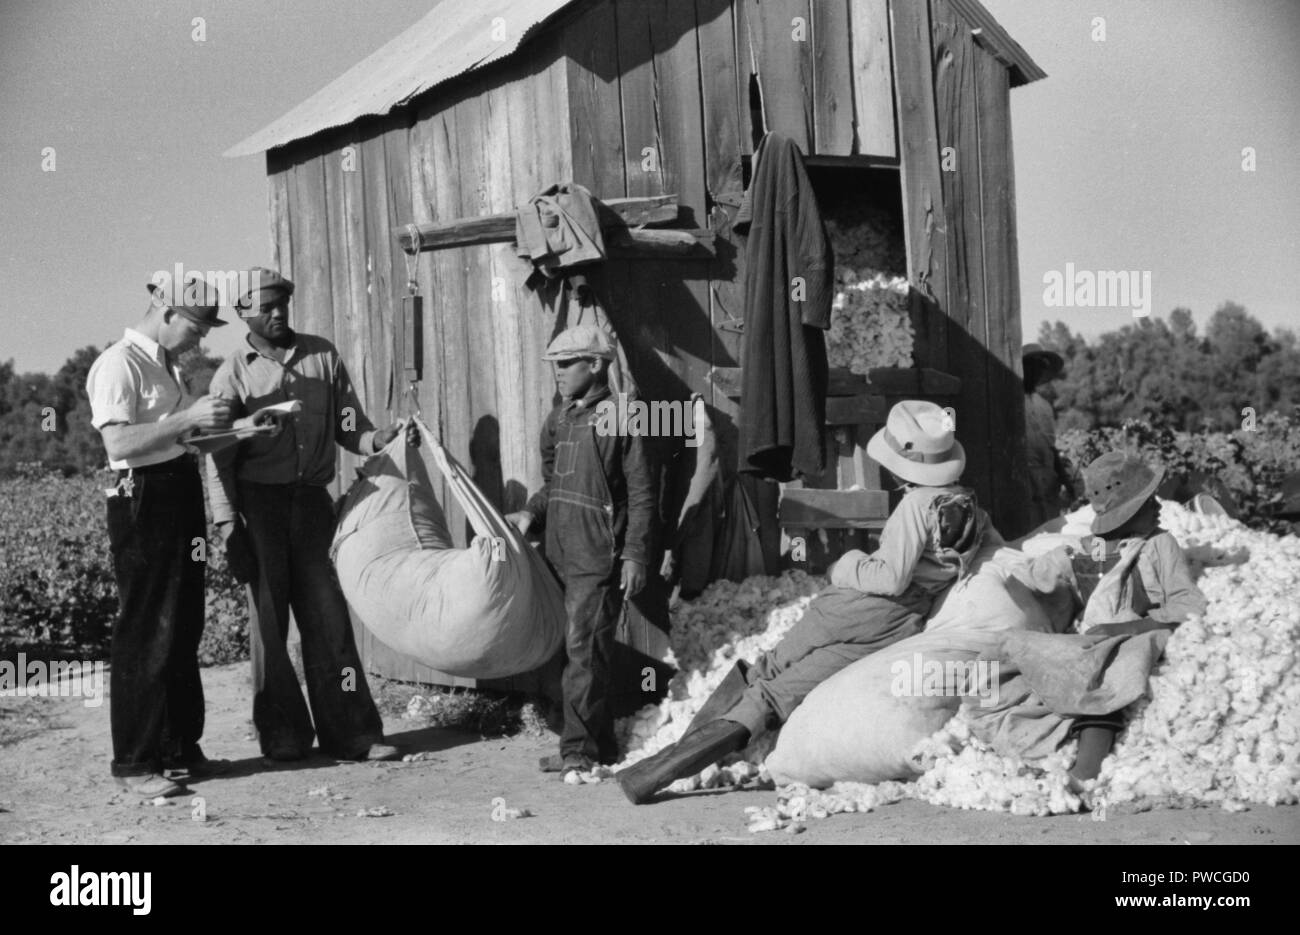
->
[615,571,824,779]
[823,213,915,375]
[826,274,915,374]
[745,712,1083,833]
[1093,500,1300,811]
[744,499,1299,831]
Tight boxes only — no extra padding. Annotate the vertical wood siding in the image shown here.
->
[265,0,1033,687]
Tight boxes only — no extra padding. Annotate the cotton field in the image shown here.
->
[614,500,1300,832]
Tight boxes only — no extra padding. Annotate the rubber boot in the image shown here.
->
[1066,723,1118,806]
[680,660,750,737]
[616,720,750,805]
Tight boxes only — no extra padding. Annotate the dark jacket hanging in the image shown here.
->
[733,133,832,482]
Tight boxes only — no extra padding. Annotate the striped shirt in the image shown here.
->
[85,328,193,469]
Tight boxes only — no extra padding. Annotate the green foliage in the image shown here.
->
[1041,304,1300,433]
[0,343,223,478]
[0,470,117,654]
[1057,410,1300,534]
[197,515,249,667]
[0,471,248,664]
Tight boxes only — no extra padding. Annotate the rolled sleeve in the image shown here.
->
[86,354,136,429]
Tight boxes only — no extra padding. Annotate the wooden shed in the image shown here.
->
[227,0,1044,695]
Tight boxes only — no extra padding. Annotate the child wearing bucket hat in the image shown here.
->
[618,400,997,804]
[1065,451,1207,784]
[970,450,1207,799]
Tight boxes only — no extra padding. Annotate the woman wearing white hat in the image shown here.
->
[618,400,999,804]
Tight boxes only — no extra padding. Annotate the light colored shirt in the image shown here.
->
[206,332,376,524]
[85,328,193,469]
[1086,531,1207,625]
[830,485,1002,597]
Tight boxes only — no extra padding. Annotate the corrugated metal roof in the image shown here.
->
[950,0,1046,87]
[224,0,580,158]
[228,0,1043,159]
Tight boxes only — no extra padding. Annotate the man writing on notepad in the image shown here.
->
[206,267,414,765]
[86,271,274,797]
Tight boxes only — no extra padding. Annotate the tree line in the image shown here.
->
[2,301,1296,477]
[1039,302,1300,433]
[0,346,220,477]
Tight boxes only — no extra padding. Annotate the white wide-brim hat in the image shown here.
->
[866,399,966,487]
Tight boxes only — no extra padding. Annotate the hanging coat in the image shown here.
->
[733,133,833,482]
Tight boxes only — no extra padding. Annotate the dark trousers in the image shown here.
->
[547,501,623,764]
[726,585,933,736]
[105,463,206,777]
[559,570,622,762]
[237,482,382,758]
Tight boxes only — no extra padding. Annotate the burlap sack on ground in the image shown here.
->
[766,545,1070,787]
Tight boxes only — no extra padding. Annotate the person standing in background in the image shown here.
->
[1023,343,1075,530]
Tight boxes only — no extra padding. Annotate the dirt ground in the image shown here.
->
[2,663,1296,845]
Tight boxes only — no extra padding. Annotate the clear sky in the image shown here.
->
[983,0,1300,343]
[1,0,1297,374]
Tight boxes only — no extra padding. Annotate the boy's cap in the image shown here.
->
[147,271,227,328]
[1083,451,1164,535]
[235,267,295,313]
[543,323,615,361]
[865,400,965,487]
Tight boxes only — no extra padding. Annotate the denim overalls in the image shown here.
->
[530,384,653,763]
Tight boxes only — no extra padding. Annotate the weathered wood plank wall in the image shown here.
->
[974,41,1030,536]
[932,0,991,512]
[262,0,1035,689]
[889,0,1030,534]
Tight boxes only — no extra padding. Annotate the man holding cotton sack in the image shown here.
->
[207,268,413,765]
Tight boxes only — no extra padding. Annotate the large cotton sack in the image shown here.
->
[765,548,1065,787]
[331,425,565,679]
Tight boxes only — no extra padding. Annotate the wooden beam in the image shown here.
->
[890,0,950,374]
[866,366,962,395]
[825,393,888,425]
[849,0,897,158]
[606,228,716,259]
[395,194,680,252]
[828,367,869,396]
[711,364,959,398]
[780,487,890,528]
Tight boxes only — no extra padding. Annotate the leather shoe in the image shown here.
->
[359,743,402,761]
[116,773,188,798]
[163,745,230,779]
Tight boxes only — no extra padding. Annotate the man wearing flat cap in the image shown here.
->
[207,267,411,764]
[86,272,243,797]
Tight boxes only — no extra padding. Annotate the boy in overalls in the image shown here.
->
[508,324,654,775]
